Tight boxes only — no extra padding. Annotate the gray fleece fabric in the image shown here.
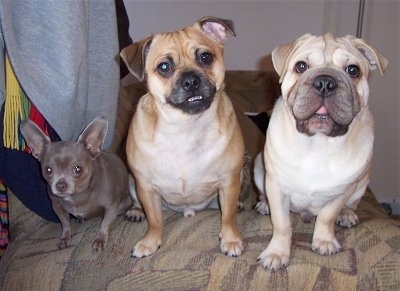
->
[0,0,120,148]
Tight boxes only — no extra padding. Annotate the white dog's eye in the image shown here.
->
[346,65,360,78]
[295,61,308,73]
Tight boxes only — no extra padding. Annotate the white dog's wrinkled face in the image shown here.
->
[273,33,388,137]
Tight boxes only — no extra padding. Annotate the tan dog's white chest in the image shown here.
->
[130,96,231,210]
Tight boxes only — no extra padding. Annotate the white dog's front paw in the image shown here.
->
[257,245,290,271]
[311,237,342,255]
[336,208,359,228]
[255,200,270,215]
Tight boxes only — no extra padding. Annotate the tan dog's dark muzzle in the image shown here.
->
[168,71,216,114]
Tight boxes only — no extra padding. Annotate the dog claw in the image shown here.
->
[125,208,146,222]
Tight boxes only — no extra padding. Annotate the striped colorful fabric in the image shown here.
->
[1,53,48,257]
[0,181,9,257]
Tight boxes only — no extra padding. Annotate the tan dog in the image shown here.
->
[120,16,245,258]
[254,33,388,270]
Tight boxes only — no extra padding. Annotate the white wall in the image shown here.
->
[123,0,400,209]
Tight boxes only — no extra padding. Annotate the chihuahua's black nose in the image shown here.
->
[56,179,68,192]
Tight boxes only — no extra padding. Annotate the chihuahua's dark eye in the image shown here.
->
[74,166,83,176]
[346,64,360,78]
[45,167,52,175]
[198,52,213,66]
[157,62,173,77]
[295,61,308,73]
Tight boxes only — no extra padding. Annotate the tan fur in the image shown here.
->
[121,16,245,258]
[254,33,388,270]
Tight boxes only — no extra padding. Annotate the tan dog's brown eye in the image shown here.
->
[295,61,308,73]
[74,166,83,176]
[198,52,213,66]
[157,62,173,77]
[346,65,360,78]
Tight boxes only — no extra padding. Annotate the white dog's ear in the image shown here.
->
[198,16,236,44]
[20,119,51,160]
[78,116,108,159]
[120,34,154,81]
[272,33,312,83]
[346,36,389,76]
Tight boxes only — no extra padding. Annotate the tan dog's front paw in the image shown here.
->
[132,237,161,258]
[311,237,342,255]
[257,245,290,271]
[125,208,145,222]
[220,238,243,257]
[219,229,243,257]
[336,208,359,228]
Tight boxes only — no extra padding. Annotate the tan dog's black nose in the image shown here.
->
[314,75,337,97]
[181,72,201,92]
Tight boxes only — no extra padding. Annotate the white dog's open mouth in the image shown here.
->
[187,96,204,102]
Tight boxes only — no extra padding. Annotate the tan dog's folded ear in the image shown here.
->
[272,33,312,83]
[197,16,236,44]
[120,34,154,81]
[346,36,389,75]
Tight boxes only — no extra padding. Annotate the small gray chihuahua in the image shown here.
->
[20,116,144,251]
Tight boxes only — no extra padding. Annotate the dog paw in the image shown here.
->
[257,247,289,271]
[125,208,145,222]
[57,237,71,250]
[92,238,107,251]
[311,237,342,255]
[183,208,195,217]
[336,208,359,228]
[132,239,161,258]
[255,200,270,215]
[220,237,243,257]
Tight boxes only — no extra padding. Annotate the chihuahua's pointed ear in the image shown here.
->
[120,34,154,81]
[78,116,108,159]
[20,119,51,160]
[198,16,236,44]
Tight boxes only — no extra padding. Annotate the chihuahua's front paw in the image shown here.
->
[255,200,270,215]
[132,238,161,258]
[57,237,71,250]
[125,208,145,222]
[92,232,108,251]
[336,208,359,228]
[92,238,107,251]
[311,237,342,255]
[257,244,289,271]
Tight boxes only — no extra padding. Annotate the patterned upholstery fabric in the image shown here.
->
[1,188,399,290]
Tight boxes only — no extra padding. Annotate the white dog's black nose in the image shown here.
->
[314,75,337,97]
